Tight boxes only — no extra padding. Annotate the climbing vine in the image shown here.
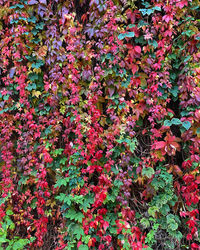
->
[0,0,200,249]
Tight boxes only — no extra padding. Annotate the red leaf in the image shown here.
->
[173,165,183,177]
[196,176,200,184]
[191,243,200,249]
[134,46,141,54]
[131,64,138,75]
[103,221,109,231]
[186,233,192,241]
[153,141,166,149]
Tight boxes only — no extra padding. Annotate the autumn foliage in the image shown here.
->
[0,0,200,249]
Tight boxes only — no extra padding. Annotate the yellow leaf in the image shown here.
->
[32,90,41,98]
[139,73,147,87]
[100,117,107,126]
[33,68,41,74]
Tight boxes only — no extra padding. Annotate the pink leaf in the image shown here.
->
[153,141,166,149]
[28,0,38,4]
[103,221,109,231]
[134,46,141,54]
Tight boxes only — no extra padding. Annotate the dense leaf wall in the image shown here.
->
[0,0,200,249]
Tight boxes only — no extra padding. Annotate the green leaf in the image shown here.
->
[148,206,158,217]
[55,178,68,188]
[141,218,150,228]
[171,118,182,125]
[139,8,154,15]
[170,231,183,241]
[31,28,38,36]
[18,17,27,21]
[0,237,9,243]
[129,138,137,152]
[6,210,13,216]
[180,110,189,116]
[118,33,126,40]
[160,204,170,216]
[79,195,94,212]
[53,148,64,156]
[12,239,29,249]
[138,20,148,28]
[32,38,40,44]
[26,83,37,91]
[169,86,179,97]
[31,60,44,69]
[28,16,37,23]
[118,32,135,40]
[36,22,45,30]
[25,55,36,62]
[0,108,9,115]
[10,19,19,24]
[148,39,158,48]
[142,168,155,178]
[3,95,9,101]
[44,126,52,135]
[56,193,66,202]
[182,121,191,130]
[60,157,68,165]
[184,55,191,63]
[79,245,89,250]
[113,179,123,187]
[73,225,84,240]
[168,222,178,231]
[16,4,24,8]
[125,32,135,38]
[28,73,38,81]
[164,120,172,126]
[64,209,84,223]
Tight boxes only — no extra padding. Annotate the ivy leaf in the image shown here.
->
[182,121,191,130]
[0,238,9,243]
[118,32,135,40]
[164,120,172,126]
[148,206,158,217]
[60,157,68,165]
[6,210,13,216]
[31,60,44,69]
[79,245,89,250]
[64,209,84,223]
[26,83,37,91]
[79,195,94,212]
[169,86,179,97]
[171,118,182,125]
[56,193,66,202]
[113,179,123,187]
[73,225,84,240]
[13,239,29,249]
[36,22,45,30]
[28,16,37,23]
[148,39,158,48]
[141,218,150,228]
[55,178,68,188]
[169,221,178,231]
[160,204,170,216]
[142,168,155,178]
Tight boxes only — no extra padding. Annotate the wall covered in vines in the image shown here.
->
[0,0,200,249]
